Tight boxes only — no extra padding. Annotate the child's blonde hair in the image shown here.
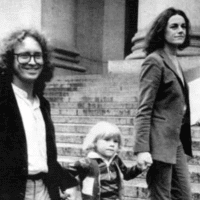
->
[83,121,122,152]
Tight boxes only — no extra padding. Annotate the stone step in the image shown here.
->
[52,115,134,125]
[46,94,137,103]
[123,179,148,199]
[57,144,200,165]
[50,102,137,109]
[46,84,137,94]
[52,115,134,126]
[45,84,137,93]
[48,77,137,86]
[189,150,200,165]
[126,178,200,200]
[192,138,200,151]
[52,118,200,147]
[55,133,135,147]
[44,82,138,95]
[191,126,200,139]
[51,74,103,82]
[56,143,200,167]
[45,92,137,100]
[57,145,200,167]
[49,74,138,85]
[55,133,200,150]
[51,107,136,117]
[54,123,135,136]
[45,74,139,102]
[49,75,104,87]
[190,165,200,183]
[45,85,137,93]
[123,178,148,199]
[54,123,200,139]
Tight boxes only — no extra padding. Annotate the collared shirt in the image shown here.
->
[12,83,48,174]
[174,62,187,117]
[175,62,184,85]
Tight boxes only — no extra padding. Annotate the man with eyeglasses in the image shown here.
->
[14,52,44,65]
[0,29,78,200]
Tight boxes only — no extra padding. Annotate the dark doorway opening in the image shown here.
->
[124,0,138,57]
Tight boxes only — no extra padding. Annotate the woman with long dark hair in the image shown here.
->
[134,7,192,200]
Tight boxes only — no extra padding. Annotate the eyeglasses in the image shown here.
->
[14,52,44,65]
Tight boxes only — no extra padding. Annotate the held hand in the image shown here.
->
[136,152,153,171]
[60,186,79,200]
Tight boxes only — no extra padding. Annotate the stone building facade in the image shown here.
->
[0,0,200,76]
[0,1,200,199]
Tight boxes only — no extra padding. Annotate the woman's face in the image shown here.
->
[164,14,186,48]
[12,36,44,86]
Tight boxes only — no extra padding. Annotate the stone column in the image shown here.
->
[42,0,85,76]
[126,0,200,59]
[0,0,85,76]
[76,0,125,74]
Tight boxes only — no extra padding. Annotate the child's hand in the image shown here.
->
[60,186,80,200]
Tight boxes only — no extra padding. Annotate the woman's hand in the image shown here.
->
[136,152,153,170]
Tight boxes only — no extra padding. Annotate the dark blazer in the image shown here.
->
[134,49,192,164]
[0,75,77,200]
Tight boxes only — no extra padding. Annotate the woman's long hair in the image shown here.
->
[144,7,191,56]
[0,29,54,95]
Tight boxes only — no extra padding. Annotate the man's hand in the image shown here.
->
[60,186,80,200]
[136,152,153,171]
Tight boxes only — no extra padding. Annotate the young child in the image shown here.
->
[64,121,147,200]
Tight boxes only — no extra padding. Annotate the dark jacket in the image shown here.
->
[68,152,142,200]
[134,49,193,164]
[0,75,77,200]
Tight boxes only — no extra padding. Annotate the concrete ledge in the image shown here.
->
[108,59,143,74]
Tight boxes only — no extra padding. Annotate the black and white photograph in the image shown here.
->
[0,0,199,200]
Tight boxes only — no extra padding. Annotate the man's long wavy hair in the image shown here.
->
[144,7,191,56]
[0,29,53,96]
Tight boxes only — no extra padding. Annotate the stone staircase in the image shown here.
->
[44,73,200,200]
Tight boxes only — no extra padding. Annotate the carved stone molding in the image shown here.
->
[50,39,86,72]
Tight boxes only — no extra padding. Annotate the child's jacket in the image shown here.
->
[68,152,142,200]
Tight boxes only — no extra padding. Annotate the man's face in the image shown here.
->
[12,36,44,86]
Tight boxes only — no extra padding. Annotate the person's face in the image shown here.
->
[95,137,119,160]
[164,14,186,48]
[12,36,43,86]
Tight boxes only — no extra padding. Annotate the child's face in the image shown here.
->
[95,137,119,160]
